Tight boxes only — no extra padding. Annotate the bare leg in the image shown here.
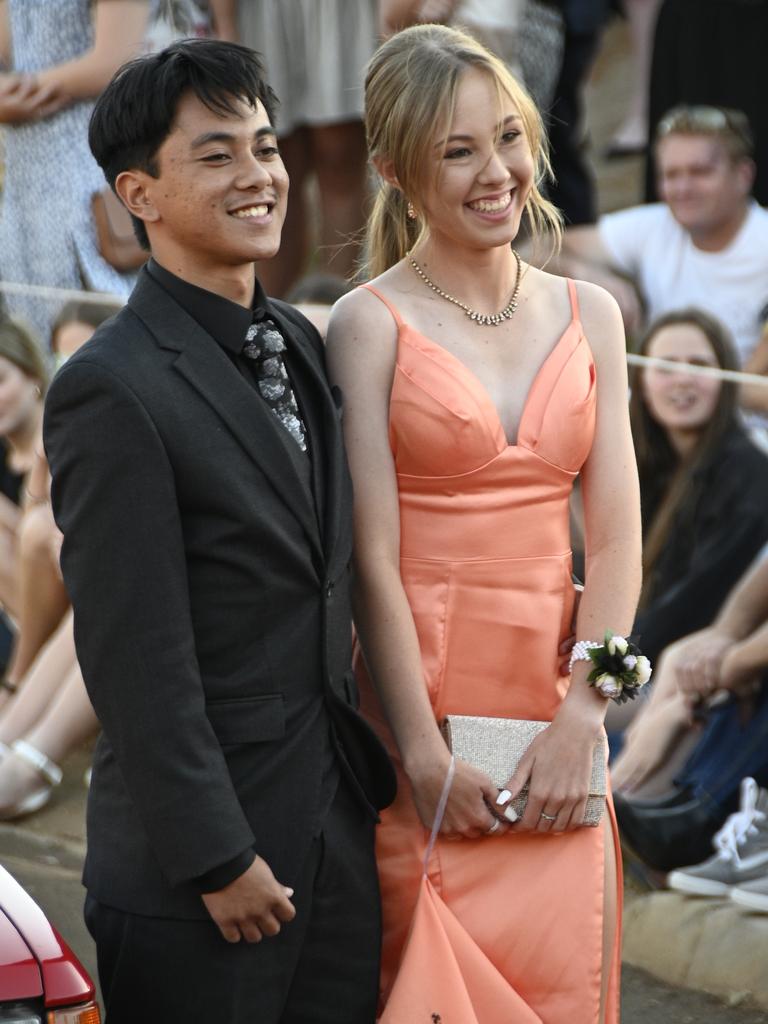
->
[0,533,18,615]
[4,503,69,689]
[256,128,312,298]
[0,662,98,818]
[25,663,99,764]
[310,119,369,281]
[0,610,76,745]
[609,0,663,151]
[0,492,22,614]
[599,816,619,1024]
[611,690,693,793]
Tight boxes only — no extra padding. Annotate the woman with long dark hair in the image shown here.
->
[609,309,768,790]
[0,319,48,619]
[629,309,768,671]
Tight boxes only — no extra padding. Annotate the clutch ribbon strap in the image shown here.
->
[423,754,456,877]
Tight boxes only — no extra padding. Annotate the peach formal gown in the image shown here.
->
[356,279,622,1023]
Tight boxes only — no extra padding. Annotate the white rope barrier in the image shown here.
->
[0,280,127,306]
[627,352,768,388]
[1,278,768,388]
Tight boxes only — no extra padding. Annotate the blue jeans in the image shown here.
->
[675,682,768,812]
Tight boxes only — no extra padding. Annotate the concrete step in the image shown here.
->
[624,891,768,1012]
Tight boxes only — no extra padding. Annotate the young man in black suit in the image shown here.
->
[44,40,395,1023]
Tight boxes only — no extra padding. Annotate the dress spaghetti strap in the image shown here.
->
[566,278,581,323]
[361,284,404,328]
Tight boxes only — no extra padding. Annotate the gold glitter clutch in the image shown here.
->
[440,715,607,827]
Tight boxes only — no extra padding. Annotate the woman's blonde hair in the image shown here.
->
[363,23,562,279]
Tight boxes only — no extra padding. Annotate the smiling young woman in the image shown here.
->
[326,23,642,1024]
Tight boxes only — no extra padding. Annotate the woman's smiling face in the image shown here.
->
[642,322,723,437]
[418,67,534,251]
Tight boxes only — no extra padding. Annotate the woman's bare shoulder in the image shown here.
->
[327,263,412,355]
[528,265,620,317]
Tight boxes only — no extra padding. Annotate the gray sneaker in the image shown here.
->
[731,874,768,913]
[667,778,768,897]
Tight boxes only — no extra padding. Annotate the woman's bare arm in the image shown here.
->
[506,281,642,832]
[35,0,148,104]
[326,288,501,838]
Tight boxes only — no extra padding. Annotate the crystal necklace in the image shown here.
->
[407,248,522,327]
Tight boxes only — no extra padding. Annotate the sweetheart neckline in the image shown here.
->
[394,318,586,449]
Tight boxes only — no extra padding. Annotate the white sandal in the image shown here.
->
[0,740,63,819]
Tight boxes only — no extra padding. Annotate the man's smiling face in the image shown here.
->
[657,133,751,242]
[141,90,289,276]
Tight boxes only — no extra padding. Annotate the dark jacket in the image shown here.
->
[44,269,395,919]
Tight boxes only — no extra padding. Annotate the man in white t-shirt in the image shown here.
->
[562,106,768,399]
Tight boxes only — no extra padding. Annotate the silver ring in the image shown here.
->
[485,819,502,835]
[539,812,557,821]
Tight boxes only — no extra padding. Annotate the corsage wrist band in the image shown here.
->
[569,631,652,704]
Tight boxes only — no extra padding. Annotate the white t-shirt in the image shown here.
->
[598,201,768,364]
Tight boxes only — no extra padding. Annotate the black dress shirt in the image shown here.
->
[147,260,311,473]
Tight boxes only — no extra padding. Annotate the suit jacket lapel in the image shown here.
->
[268,304,348,572]
[128,272,323,561]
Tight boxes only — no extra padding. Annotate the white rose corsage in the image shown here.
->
[573,631,652,704]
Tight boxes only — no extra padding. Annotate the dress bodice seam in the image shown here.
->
[400,549,574,564]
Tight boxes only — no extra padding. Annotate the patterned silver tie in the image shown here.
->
[243,318,307,452]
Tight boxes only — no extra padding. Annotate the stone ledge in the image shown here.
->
[623,891,768,1010]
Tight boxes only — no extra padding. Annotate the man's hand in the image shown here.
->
[201,855,296,944]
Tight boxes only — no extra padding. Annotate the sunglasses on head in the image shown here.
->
[656,105,753,151]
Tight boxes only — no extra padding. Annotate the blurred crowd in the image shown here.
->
[0,0,767,924]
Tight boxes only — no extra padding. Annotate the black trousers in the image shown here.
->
[85,781,380,1024]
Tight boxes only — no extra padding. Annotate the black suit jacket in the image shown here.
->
[44,269,395,920]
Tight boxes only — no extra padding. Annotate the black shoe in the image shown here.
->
[614,792,732,873]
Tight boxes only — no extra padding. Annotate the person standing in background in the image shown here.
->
[0,0,148,343]
[214,0,377,297]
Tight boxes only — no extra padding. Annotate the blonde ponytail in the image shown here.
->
[363,183,423,281]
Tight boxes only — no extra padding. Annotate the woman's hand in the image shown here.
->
[557,582,583,676]
[498,713,601,834]
[611,688,690,791]
[0,73,63,124]
[407,754,508,840]
[674,628,733,699]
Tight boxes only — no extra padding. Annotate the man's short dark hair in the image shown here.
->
[89,40,279,251]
